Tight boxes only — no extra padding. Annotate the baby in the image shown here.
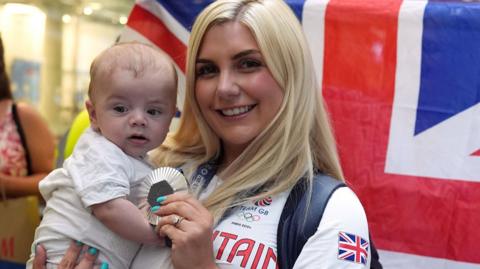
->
[27,42,177,268]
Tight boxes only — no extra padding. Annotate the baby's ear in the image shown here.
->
[85,100,100,131]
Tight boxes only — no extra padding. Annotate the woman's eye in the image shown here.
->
[239,59,261,69]
[147,109,161,116]
[113,106,127,113]
[196,64,218,77]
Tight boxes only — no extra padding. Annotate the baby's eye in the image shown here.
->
[147,109,162,116]
[113,106,127,113]
[238,59,261,70]
[196,63,218,77]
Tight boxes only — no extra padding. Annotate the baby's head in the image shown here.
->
[86,42,177,159]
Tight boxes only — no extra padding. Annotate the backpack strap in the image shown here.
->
[11,102,32,175]
[277,174,345,269]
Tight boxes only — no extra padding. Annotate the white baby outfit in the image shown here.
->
[27,128,153,268]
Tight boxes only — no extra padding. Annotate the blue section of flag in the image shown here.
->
[155,0,211,30]
[415,2,480,135]
[155,0,305,30]
[286,0,305,21]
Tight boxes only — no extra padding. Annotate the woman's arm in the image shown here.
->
[293,187,371,268]
[91,197,162,245]
[0,103,55,198]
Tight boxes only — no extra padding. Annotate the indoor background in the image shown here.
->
[0,0,134,137]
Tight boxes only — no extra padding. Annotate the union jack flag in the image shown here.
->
[120,0,480,268]
[338,231,369,265]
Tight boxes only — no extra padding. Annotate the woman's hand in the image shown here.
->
[154,193,217,269]
[33,241,106,269]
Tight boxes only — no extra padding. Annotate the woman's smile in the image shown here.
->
[218,104,256,117]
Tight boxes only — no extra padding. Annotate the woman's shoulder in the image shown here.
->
[328,187,366,214]
[15,101,38,117]
[322,186,369,235]
[293,186,371,268]
[14,102,49,129]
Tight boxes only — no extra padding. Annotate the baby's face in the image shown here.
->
[88,69,176,158]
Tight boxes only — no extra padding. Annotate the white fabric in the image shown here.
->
[131,174,370,268]
[27,128,153,269]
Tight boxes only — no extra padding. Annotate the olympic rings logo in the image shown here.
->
[237,212,261,222]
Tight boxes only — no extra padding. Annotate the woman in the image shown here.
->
[34,0,371,268]
[0,35,56,198]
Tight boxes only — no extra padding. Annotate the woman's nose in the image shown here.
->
[217,70,240,99]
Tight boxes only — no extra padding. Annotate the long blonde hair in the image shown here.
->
[151,0,343,223]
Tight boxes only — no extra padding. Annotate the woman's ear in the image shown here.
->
[85,100,100,131]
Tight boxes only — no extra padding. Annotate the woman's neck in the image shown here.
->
[218,141,250,174]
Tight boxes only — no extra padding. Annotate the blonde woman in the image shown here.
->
[34,0,373,268]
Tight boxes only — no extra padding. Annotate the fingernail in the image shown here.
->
[88,247,98,255]
[156,196,166,203]
[33,243,38,255]
[100,261,109,269]
[75,240,83,246]
[150,205,160,212]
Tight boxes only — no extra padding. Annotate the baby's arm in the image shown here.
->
[91,197,161,245]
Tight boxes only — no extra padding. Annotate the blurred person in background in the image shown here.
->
[0,35,56,198]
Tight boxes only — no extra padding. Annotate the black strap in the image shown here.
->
[11,103,32,175]
[277,174,345,269]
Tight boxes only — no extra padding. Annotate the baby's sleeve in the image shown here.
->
[65,139,134,208]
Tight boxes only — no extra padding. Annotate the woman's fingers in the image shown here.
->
[156,214,186,229]
[159,222,188,247]
[153,193,212,222]
[32,241,103,269]
[32,244,47,269]
[75,246,100,269]
[58,241,84,269]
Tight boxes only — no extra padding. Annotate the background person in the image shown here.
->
[0,35,56,198]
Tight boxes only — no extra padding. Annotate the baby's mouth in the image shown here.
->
[129,135,148,143]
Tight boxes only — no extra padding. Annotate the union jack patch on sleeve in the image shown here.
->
[338,231,369,265]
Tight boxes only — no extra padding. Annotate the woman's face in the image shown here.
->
[194,22,284,162]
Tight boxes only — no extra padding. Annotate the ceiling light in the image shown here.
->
[62,14,72,23]
[3,3,43,16]
[119,16,128,25]
[83,7,93,16]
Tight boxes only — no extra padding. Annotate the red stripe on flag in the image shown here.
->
[323,0,480,263]
[471,149,480,156]
[127,4,186,72]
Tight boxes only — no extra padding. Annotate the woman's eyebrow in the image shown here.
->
[196,49,261,63]
[232,49,260,60]
[196,58,211,64]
